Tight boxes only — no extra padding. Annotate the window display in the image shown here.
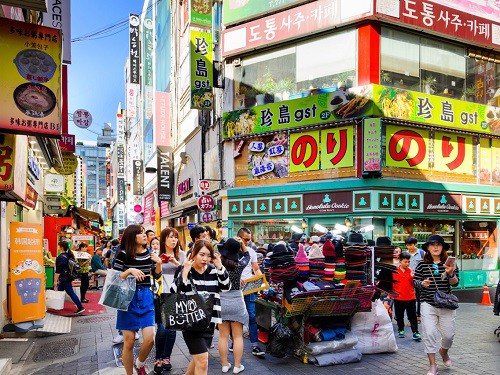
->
[391,219,455,253]
[460,221,498,271]
[232,219,302,246]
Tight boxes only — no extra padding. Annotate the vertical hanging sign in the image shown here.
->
[157,146,174,202]
[362,118,382,173]
[129,14,140,84]
[190,30,213,109]
[133,160,144,195]
[143,17,154,119]
[191,0,212,28]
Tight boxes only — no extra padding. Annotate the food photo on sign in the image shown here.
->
[247,133,289,180]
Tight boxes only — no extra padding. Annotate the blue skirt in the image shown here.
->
[116,285,155,331]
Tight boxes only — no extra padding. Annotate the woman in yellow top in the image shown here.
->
[77,243,91,303]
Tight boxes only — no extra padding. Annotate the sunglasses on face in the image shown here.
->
[241,238,251,243]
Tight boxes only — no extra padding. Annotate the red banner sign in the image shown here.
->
[58,133,75,152]
[198,194,215,212]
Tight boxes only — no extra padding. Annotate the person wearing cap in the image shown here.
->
[414,234,459,375]
[217,238,250,374]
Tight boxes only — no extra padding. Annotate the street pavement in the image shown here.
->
[7,292,500,375]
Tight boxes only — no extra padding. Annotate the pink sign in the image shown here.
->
[222,0,373,56]
[376,0,500,48]
[155,91,171,147]
[198,195,215,212]
[143,192,155,227]
[428,0,500,22]
[59,133,75,152]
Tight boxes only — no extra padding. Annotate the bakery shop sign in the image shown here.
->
[423,193,462,214]
[303,191,352,214]
[0,18,62,137]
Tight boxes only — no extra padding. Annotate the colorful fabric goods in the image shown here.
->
[308,245,325,279]
[268,244,299,283]
[322,240,336,281]
[295,244,310,281]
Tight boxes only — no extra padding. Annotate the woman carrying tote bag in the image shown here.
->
[414,234,459,375]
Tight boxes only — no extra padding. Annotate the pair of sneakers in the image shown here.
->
[398,330,422,341]
[153,358,172,374]
[228,343,265,357]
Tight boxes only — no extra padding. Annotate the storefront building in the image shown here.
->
[222,0,500,288]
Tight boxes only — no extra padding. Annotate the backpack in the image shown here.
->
[67,256,81,280]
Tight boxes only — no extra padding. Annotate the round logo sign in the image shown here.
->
[201,212,213,223]
[198,194,215,212]
[72,109,93,129]
[199,180,210,191]
[134,204,142,213]
[53,152,78,175]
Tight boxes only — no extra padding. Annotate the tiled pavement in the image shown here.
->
[8,292,500,375]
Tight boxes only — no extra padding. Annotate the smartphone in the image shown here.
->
[160,254,171,264]
[444,256,456,268]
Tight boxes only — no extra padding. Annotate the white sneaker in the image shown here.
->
[222,363,232,373]
[135,332,139,340]
[113,335,124,344]
[233,364,245,374]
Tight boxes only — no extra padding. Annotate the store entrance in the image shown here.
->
[392,218,456,253]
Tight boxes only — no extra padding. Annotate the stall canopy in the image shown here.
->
[64,205,104,226]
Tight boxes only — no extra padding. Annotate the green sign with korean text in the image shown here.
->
[222,84,500,139]
[190,30,213,109]
[222,0,308,25]
[191,0,212,28]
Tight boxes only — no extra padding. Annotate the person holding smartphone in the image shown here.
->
[153,228,185,374]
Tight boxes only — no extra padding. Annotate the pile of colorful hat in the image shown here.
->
[295,244,310,281]
[267,243,299,283]
[344,232,371,284]
[321,240,336,281]
[308,243,325,279]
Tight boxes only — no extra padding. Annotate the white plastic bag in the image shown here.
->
[45,290,66,310]
[305,331,358,356]
[350,299,398,354]
[98,269,136,311]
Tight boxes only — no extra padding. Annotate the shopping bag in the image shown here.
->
[45,290,66,310]
[160,277,214,331]
[98,269,136,311]
[350,299,398,354]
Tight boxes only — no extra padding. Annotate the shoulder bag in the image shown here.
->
[160,274,214,331]
[428,265,459,310]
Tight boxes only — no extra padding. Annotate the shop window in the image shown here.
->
[460,221,498,271]
[392,219,455,253]
[232,219,301,246]
[465,54,500,105]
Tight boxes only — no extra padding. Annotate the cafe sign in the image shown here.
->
[423,193,462,214]
[303,191,352,214]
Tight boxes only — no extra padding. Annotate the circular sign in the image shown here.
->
[201,212,213,223]
[199,180,210,191]
[198,194,215,212]
[134,204,142,213]
[53,152,78,175]
[72,109,93,129]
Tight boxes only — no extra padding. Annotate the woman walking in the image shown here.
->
[113,224,162,375]
[54,240,85,314]
[77,242,91,303]
[217,238,250,374]
[171,240,230,375]
[153,228,185,375]
[414,234,459,375]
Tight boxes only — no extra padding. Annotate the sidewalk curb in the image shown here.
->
[0,358,12,375]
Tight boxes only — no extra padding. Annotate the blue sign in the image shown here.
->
[187,223,196,230]
[28,154,41,180]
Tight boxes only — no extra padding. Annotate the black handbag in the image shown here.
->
[160,276,214,331]
[428,266,459,310]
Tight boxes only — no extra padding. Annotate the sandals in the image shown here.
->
[427,365,438,375]
[439,348,452,367]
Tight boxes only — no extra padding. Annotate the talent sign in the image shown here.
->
[53,152,77,175]
[73,109,92,129]
[222,0,308,25]
[385,125,430,170]
[190,0,212,28]
[199,180,210,191]
[190,30,213,109]
[129,14,140,84]
[247,133,289,180]
[198,194,215,211]
[222,0,373,56]
[9,222,45,323]
[362,118,382,172]
[157,146,174,202]
[0,18,62,137]
[433,131,473,174]
[59,133,75,152]
[376,0,500,49]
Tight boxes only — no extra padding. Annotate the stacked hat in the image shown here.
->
[322,240,336,281]
[308,244,325,279]
[268,243,299,283]
[295,244,310,281]
[374,236,397,265]
[310,235,320,244]
[344,232,370,283]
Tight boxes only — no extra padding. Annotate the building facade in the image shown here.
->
[75,142,109,209]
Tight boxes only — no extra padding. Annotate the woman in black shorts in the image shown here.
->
[171,240,230,375]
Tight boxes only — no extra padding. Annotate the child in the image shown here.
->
[393,252,421,341]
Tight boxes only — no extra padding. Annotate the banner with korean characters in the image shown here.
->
[247,133,289,180]
[433,131,473,175]
[223,85,374,138]
[222,0,309,26]
[385,125,430,170]
[479,138,492,184]
[190,30,213,109]
[10,222,45,323]
[290,126,354,173]
[492,139,500,185]
[0,18,62,137]
[191,0,212,28]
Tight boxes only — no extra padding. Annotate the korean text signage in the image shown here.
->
[42,0,71,63]
[303,191,352,214]
[53,152,77,175]
[9,222,45,323]
[127,83,138,118]
[28,150,41,180]
[157,146,174,202]
[129,14,140,84]
[143,17,153,120]
[72,109,92,129]
[133,160,144,195]
[117,144,125,177]
[177,178,192,195]
[222,0,308,25]
[24,184,38,209]
[376,0,500,48]
[423,193,462,214]
[190,30,213,109]
[59,133,75,152]
[191,0,212,27]
[117,177,126,204]
[0,18,62,137]
[362,118,382,173]
[222,0,373,56]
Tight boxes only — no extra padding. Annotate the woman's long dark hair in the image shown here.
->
[121,224,145,259]
[160,227,181,260]
[58,240,75,259]
[423,248,448,264]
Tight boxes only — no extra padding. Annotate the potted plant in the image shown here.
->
[461,84,476,102]
[275,78,295,101]
[254,70,276,104]
[422,75,436,94]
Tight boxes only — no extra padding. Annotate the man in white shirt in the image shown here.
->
[238,227,265,357]
[404,236,425,319]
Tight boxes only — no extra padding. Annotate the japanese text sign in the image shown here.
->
[385,125,430,170]
[0,18,62,137]
[9,222,45,323]
[191,0,212,28]
[362,118,382,172]
[223,0,372,56]
[198,194,215,211]
[433,131,473,175]
[247,133,289,180]
[223,0,309,26]
[376,0,500,48]
[129,14,140,84]
[290,131,320,172]
[190,30,213,109]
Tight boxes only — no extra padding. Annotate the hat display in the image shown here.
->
[322,240,336,282]
[308,244,325,279]
[217,238,242,261]
[422,234,450,251]
[289,232,303,242]
[346,232,366,246]
[310,235,320,243]
[268,243,299,283]
[308,245,324,259]
[295,244,310,281]
[375,236,392,247]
